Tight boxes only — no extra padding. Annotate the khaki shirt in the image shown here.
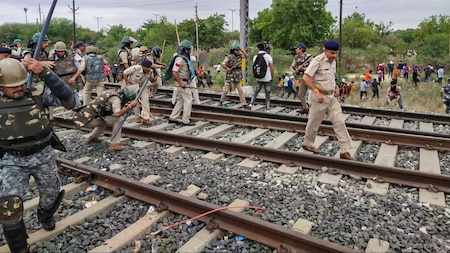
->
[119,49,129,65]
[109,96,123,114]
[304,52,336,92]
[172,56,191,81]
[123,65,151,86]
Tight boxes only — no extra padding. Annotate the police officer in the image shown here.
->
[83,46,107,105]
[302,40,355,160]
[219,43,248,107]
[50,41,83,107]
[0,46,11,61]
[74,85,139,151]
[168,40,196,126]
[441,78,450,114]
[117,36,133,82]
[146,46,167,98]
[0,58,76,252]
[123,59,156,125]
[290,43,313,113]
[23,33,51,61]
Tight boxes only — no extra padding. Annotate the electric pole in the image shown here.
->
[68,0,79,43]
[339,0,343,60]
[240,0,249,86]
[229,9,236,32]
[153,13,160,23]
[37,4,42,24]
[195,4,200,67]
[93,16,102,32]
[24,8,28,24]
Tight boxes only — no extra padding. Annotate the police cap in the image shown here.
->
[141,59,152,68]
[0,47,11,54]
[296,43,306,51]
[75,41,86,48]
[323,40,340,51]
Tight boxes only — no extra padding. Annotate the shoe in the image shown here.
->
[218,102,223,107]
[41,216,56,231]
[85,137,103,143]
[135,117,143,123]
[182,121,195,126]
[340,152,356,160]
[168,119,178,124]
[297,108,309,113]
[142,119,152,125]
[108,144,127,151]
[302,145,320,154]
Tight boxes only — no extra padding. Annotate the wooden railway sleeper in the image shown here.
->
[113,188,125,197]
[156,201,169,211]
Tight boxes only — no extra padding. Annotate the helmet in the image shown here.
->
[122,36,132,43]
[85,46,97,54]
[32,32,49,43]
[139,46,149,52]
[54,41,67,51]
[0,58,28,87]
[180,40,192,50]
[75,41,85,48]
[13,39,22,45]
[151,46,162,58]
[122,84,139,100]
[231,43,240,50]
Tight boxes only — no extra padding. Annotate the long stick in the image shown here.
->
[26,0,58,90]
[110,77,151,140]
[160,39,166,59]
[175,20,181,46]
[138,98,154,119]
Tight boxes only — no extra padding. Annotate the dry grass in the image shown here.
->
[342,76,446,114]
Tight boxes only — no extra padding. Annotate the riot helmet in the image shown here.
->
[85,46,97,54]
[32,32,49,43]
[0,58,28,87]
[180,40,192,50]
[122,84,139,100]
[151,46,162,58]
[54,41,67,51]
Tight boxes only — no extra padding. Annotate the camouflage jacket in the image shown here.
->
[290,53,313,78]
[0,84,52,150]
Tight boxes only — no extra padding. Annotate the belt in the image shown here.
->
[317,89,334,95]
[5,141,51,157]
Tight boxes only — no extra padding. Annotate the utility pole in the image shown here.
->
[93,16,102,32]
[339,0,343,60]
[195,4,200,68]
[240,0,249,86]
[68,0,79,43]
[37,4,42,24]
[229,9,236,32]
[153,13,160,23]
[24,8,28,24]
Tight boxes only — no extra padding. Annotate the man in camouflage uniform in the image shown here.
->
[219,43,248,107]
[82,46,107,105]
[290,43,313,113]
[50,41,84,108]
[74,85,139,151]
[123,59,155,125]
[0,58,76,252]
[116,37,133,83]
[146,46,166,99]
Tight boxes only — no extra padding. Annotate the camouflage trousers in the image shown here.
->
[0,145,61,210]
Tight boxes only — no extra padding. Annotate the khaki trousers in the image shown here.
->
[220,81,246,104]
[169,87,193,124]
[297,78,308,110]
[303,94,352,152]
[83,81,105,105]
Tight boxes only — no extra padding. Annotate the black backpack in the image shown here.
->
[252,53,267,78]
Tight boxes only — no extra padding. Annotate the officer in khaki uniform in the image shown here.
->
[219,43,248,106]
[168,40,196,126]
[123,59,155,125]
[302,40,355,160]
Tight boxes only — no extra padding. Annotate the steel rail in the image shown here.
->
[56,157,356,252]
[53,117,450,192]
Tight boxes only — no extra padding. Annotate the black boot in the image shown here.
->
[37,208,56,231]
[3,220,30,253]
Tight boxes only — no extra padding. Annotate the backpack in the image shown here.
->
[252,53,267,78]
[84,55,105,82]
[164,54,188,80]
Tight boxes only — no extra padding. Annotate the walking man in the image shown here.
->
[301,40,355,160]
[441,78,450,114]
[290,43,313,113]
[219,43,248,107]
[249,42,274,111]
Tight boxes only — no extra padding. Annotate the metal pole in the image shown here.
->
[24,8,28,24]
[239,0,249,86]
[26,0,58,90]
[229,9,236,31]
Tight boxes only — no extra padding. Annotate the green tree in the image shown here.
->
[341,13,378,49]
[250,0,334,49]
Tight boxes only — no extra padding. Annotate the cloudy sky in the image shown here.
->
[0,0,448,32]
